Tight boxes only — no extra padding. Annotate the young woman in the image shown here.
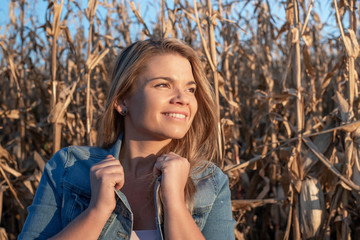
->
[19,38,236,240]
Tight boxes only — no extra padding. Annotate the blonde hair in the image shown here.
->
[97,38,219,206]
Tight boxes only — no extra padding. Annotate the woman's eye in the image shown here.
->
[187,87,196,93]
[155,83,169,88]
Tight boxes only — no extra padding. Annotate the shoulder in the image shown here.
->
[191,162,229,192]
[44,145,110,194]
[191,162,230,207]
[190,162,233,232]
[47,145,109,169]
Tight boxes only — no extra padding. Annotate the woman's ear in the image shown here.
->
[114,100,128,116]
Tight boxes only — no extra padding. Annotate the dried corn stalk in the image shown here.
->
[1,0,360,240]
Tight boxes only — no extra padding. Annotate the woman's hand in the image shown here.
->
[88,155,124,217]
[153,152,190,208]
[45,155,124,240]
[153,153,205,239]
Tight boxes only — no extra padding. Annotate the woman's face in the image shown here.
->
[120,53,198,141]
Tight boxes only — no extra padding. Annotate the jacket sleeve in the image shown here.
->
[201,167,236,240]
[18,148,68,240]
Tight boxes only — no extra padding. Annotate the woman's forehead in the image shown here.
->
[141,54,194,78]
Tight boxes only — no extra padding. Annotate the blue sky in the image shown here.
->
[0,0,340,42]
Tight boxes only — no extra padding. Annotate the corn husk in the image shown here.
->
[299,176,325,239]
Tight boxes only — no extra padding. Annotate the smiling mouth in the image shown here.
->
[163,113,187,119]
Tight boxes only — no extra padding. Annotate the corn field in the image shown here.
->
[1,0,360,239]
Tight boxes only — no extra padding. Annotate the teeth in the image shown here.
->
[164,113,186,119]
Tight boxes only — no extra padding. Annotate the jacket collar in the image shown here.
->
[108,132,123,159]
[106,133,133,213]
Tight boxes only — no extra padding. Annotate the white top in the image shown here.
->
[130,230,158,240]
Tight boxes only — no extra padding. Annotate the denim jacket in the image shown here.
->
[19,136,236,240]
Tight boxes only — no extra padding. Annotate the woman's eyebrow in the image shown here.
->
[148,77,197,86]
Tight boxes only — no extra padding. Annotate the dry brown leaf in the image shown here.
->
[285,1,294,26]
[0,163,24,209]
[302,45,316,77]
[163,10,176,38]
[303,137,360,192]
[86,48,110,71]
[61,26,76,54]
[303,127,333,174]
[85,0,99,20]
[8,1,16,25]
[0,162,21,178]
[344,29,360,58]
[0,227,8,240]
[47,101,65,124]
[0,145,12,161]
[340,120,360,132]
[23,179,34,196]
[218,74,240,109]
[52,0,64,40]
[33,151,47,173]
[0,185,7,225]
[256,176,270,200]
[0,109,20,119]
[231,198,278,211]
[352,147,360,193]
[334,91,353,122]
[129,1,151,36]
[224,149,275,173]
[302,33,313,46]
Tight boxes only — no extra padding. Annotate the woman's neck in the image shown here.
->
[119,135,171,177]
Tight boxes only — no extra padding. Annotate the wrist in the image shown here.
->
[85,205,113,222]
[162,196,187,211]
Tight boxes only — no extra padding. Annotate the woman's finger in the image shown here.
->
[91,156,121,170]
[152,153,188,176]
[92,165,124,179]
[153,156,165,177]
[102,172,125,190]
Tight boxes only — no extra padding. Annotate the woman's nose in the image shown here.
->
[170,89,190,105]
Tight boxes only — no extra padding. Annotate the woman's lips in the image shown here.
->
[162,112,188,119]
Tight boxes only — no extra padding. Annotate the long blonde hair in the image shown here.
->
[97,38,219,206]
